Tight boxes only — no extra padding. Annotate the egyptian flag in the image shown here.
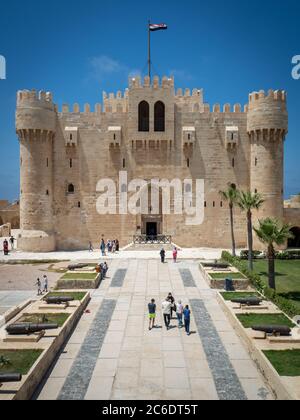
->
[149,23,168,32]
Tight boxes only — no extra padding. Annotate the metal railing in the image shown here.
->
[133,235,172,245]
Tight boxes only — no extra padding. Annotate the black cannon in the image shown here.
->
[68,263,88,271]
[6,323,59,336]
[252,325,292,336]
[231,297,263,306]
[44,296,74,305]
[0,373,22,383]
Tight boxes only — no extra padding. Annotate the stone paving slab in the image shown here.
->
[36,259,274,401]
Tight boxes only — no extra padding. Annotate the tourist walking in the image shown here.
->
[183,305,191,336]
[167,293,175,318]
[3,239,9,256]
[115,239,120,252]
[176,300,184,328]
[162,298,172,330]
[173,247,178,263]
[103,262,108,278]
[100,239,106,256]
[148,299,156,331]
[89,241,94,252]
[9,235,15,250]
[160,248,166,264]
[36,278,42,296]
[43,275,48,293]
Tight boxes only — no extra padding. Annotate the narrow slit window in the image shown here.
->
[123,158,126,169]
[187,158,190,168]
[70,159,73,168]
[232,158,235,168]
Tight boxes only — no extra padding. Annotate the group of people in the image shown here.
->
[100,238,120,256]
[160,247,179,264]
[148,293,191,336]
[2,236,15,255]
[35,275,48,296]
[96,261,109,281]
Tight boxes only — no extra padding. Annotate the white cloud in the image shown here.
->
[89,55,127,82]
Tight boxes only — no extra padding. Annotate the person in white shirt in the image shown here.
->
[176,300,184,328]
[162,299,172,330]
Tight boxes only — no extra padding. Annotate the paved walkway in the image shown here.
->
[0,246,228,262]
[36,259,274,401]
[0,291,35,316]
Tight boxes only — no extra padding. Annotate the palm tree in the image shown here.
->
[237,191,264,271]
[219,183,239,257]
[254,218,294,290]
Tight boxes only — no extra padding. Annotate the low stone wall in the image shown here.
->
[217,293,299,400]
[18,232,56,252]
[56,274,101,290]
[0,292,90,400]
[199,263,251,290]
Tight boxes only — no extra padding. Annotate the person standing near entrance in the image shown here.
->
[9,235,15,251]
[183,305,191,336]
[173,247,178,263]
[3,239,9,256]
[160,248,166,264]
[148,299,156,331]
[100,239,106,256]
[162,298,172,331]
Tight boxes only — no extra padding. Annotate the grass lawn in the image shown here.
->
[45,292,86,301]
[210,272,246,280]
[0,350,43,375]
[237,313,295,329]
[61,273,97,280]
[263,350,300,377]
[221,292,260,301]
[18,313,70,327]
[246,260,300,311]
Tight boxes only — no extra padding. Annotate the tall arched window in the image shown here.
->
[138,101,150,132]
[154,101,165,132]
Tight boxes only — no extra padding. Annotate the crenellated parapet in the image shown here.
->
[16,89,56,137]
[247,89,288,137]
[129,75,174,89]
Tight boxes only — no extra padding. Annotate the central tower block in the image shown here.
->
[16,90,57,251]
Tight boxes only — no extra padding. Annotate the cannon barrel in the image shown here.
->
[0,373,22,383]
[45,296,74,305]
[68,263,89,271]
[252,325,292,336]
[6,323,59,335]
[231,297,262,306]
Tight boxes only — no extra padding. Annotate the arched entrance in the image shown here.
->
[137,183,163,239]
[288,227,300,248]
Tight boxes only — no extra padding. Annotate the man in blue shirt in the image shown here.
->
[183,305,191,336]
[148,299,157,331]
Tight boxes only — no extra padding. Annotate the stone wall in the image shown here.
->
[15,79,297,251]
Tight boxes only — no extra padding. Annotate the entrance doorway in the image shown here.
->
[146,222,158,237]
[288,227,300,248]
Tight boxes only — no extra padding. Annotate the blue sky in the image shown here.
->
[0,0,299,201]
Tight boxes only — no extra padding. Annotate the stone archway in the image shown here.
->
[288,227,300,248]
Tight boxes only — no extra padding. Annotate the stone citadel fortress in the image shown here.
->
[15,76,300,251]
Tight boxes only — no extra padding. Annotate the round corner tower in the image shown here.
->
[247,89,288,223]
[16,90,57,252]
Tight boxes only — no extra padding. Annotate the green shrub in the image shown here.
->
[240,250,262,260]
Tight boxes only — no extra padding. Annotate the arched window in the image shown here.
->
[68,184,75,194]
[154,101,165,132]
[138,101,150,132]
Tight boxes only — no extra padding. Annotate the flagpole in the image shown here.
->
[148,20,151,80]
